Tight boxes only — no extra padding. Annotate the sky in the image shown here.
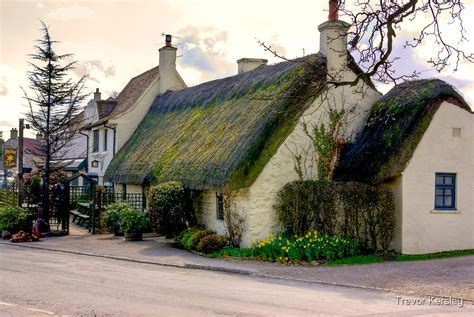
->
[1,0,474,139]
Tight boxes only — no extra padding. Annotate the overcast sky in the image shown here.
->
[1,0,473,138]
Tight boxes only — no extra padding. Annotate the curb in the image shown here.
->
[1,241,472,303]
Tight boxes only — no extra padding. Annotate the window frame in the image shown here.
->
[216,193,224,220]
[92,129,99,153]
[434,173,456,210]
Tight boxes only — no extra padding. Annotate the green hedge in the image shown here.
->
[148,181,186,237]
[0,206,30,233]
[274,180,395,251]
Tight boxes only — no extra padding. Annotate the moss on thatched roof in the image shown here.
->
[334,79,471,184]
[105,55,325,189]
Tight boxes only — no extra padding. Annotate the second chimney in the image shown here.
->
[237,58,268,74]
[10,128,18,140]
[159,34,178,94]
[318,0,350,81]
[94,88,102,101]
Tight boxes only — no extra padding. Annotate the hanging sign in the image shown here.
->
[3,148,17,169]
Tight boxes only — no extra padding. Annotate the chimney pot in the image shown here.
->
[329,0,339,21]
[165,34,172,47]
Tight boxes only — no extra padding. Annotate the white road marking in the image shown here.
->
[0,301,17,307]
[26,308,56,315]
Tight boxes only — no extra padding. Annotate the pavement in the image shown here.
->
[1,224,473,302]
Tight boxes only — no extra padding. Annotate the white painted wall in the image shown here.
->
[400,101,473,254]
[201,80,381,246]
[88,127,114,185]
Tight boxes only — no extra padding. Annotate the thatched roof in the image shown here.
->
[334,79,471,184]
[105,55,326,189]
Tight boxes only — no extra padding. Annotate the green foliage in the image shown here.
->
[395,249,474,261]
[103,202,131,234]
[0,190,16,208]
[189,229,215,251]
[249,231,359,262]
[304,108,347,181]
[177,227,202,250]
[148,181,186,237]
[274,180,396,251]
[120,208,150,234]
[28,176,42,204]
[0,206,30,233]
[197,234,228,254]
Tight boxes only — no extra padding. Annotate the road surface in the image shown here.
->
[0,244,471,316]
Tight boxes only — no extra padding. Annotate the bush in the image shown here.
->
[103,202,130,234]
[148,181,186,237]
[0,206,30,233]
[250,231,360,262]
[120,208,151,234]
[177,227,201,250]
[197,234,228,254]
[274,180,395,251]
[189,229,215,251]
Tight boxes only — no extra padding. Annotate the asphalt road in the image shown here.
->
[0,244,471,316]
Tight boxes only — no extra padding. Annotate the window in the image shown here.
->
[435,173,456,210]
[92,129,99,153]
[104,129,108,151]
[216,193,224,220]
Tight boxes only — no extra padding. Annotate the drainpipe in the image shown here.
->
[79,130,89,173]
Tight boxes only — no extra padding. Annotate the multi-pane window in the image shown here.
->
[104,129,108,151]
[435,173,456,210]
[216,193,224,220]
[92,130,99,153]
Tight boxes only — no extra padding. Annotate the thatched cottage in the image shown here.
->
[105,8,472,253]
[105,16,381,246]
[335,80,473,254]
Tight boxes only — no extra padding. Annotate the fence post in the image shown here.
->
[91,181,97,234]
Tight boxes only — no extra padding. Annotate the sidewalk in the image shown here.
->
[2,230,473,302]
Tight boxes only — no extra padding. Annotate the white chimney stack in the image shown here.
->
[318,0,350,81]
[159,34,178,94]
[237,58,268,74]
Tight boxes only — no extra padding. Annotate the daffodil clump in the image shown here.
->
[250,230,359,262]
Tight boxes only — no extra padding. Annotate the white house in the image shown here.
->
[82,36,186,185]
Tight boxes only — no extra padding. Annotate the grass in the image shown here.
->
[210,247,474,266]
[325,249,474,266]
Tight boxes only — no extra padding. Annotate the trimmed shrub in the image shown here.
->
[177,227,202,250]
[0,206,30,233]
[274,180,395,251]
[197,234,228,254]
[103,202,130,234]
[148,181,186,237]
[189,229,215,251]
[120,208,151,235]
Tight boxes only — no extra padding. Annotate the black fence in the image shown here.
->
[69,186,146,211]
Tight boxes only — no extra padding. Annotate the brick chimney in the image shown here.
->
[93,88,102,102]
[237,58,268,74]
[10,128,18,140]
[159,34,178,94]
[318,0,350,81]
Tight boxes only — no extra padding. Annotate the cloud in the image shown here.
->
[177,25,234,83]
[0,83,8,96]
[73,59,116,83]
[47,5,95,21]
